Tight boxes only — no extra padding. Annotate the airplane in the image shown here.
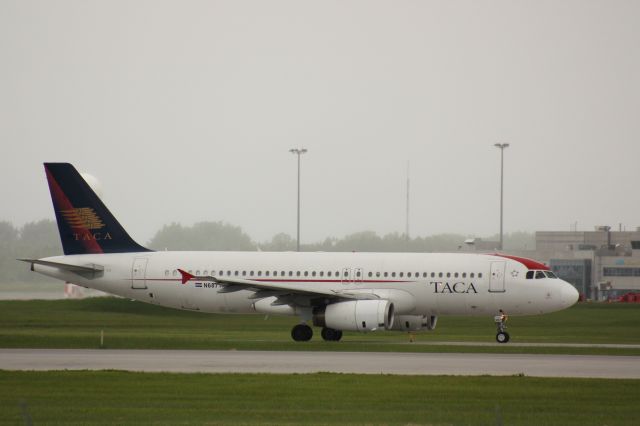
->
[21,163,579,343]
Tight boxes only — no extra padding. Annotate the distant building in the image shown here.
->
[533,226,640,300]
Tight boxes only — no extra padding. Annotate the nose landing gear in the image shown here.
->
[494,311,510,343]
[496,330,510,343]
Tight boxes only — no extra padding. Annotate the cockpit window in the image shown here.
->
[526,271,534,280]
[535,271,546,279]
[544,271,558,279]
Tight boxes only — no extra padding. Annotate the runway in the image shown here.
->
[1,349,639,378]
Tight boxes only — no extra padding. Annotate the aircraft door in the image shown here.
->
[341,268,363,285]
[131,258,148,289]
[489,261,506,293]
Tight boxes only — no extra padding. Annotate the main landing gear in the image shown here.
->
[291,324,313,342]
[321,327,343,342]
[290,324,343,342]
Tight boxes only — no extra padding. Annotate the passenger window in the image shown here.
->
[356,271,361,277]
[439,272,443,278]
[526,271,534,279]
[320,271,324,277]
[392,272,396,277]
[289,271,293,276]
[265,271,270,277]
[257,271,262,276]
[462,273,467,278]
[408,272,412,278]
[368,272,372,277]
[446,272,451,278]
[383,272,388,277]
[423,272,427,278]
[431,272,435,278]
[196,270,200,275]
[478,273,483,278]
[304,271,309,277]
[164,270,169,276]
[296,271,301,276]
[242,271,246,276]
[173,270,178,277]
[470,273,474,278]
[328,271,332,277]
[454,273,458,278]
[234,271,238,276]
[376,272,381,277]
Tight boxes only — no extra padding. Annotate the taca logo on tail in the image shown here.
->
[44,163,151,255]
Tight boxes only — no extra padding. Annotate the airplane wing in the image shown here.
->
[177,269,376,302]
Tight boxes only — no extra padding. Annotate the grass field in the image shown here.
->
[0,371,637,425]
[1,298,639,355]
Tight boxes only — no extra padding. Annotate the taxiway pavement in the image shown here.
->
[1,349,638,378]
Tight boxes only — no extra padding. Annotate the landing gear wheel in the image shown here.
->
[291,324,313,342]
[321,327,343,342]
[496,332,510,343]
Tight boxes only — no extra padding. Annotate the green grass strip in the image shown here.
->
[1,298,640,355]
[0,371,637,425]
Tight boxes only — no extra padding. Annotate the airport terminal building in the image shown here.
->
[533,226,640,300]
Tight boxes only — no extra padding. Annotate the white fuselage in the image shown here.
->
[34,251,577,317]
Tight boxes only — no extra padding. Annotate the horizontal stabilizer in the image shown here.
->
[18,258,104,274]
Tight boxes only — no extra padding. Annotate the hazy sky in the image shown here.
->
[1,0,639,245]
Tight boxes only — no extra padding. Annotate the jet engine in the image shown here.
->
[389,315,438,332]
[313,300,394,332]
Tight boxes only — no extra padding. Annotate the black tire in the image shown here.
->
[291,324,313,342]
[321,327,343,342]
[496,332,510,344]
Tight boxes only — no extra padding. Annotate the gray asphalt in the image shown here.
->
[407,341,640,348]
[1,349,639,378]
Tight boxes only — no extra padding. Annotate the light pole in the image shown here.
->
[289,148,307,252]
[494,143,509,251]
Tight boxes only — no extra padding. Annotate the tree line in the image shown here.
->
[0,219,534,283]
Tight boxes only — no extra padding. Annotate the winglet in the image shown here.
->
[178,269,194,285]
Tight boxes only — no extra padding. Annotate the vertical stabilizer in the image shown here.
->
[44,163,151,255]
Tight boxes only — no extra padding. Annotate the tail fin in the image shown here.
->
[44,163,151,255]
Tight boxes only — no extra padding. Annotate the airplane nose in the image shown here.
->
[560,281,579,307]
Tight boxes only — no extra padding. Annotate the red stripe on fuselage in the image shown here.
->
[139,278,413,284]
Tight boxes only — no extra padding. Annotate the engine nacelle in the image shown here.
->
[313,300,394,332]
[390,315,438,332]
